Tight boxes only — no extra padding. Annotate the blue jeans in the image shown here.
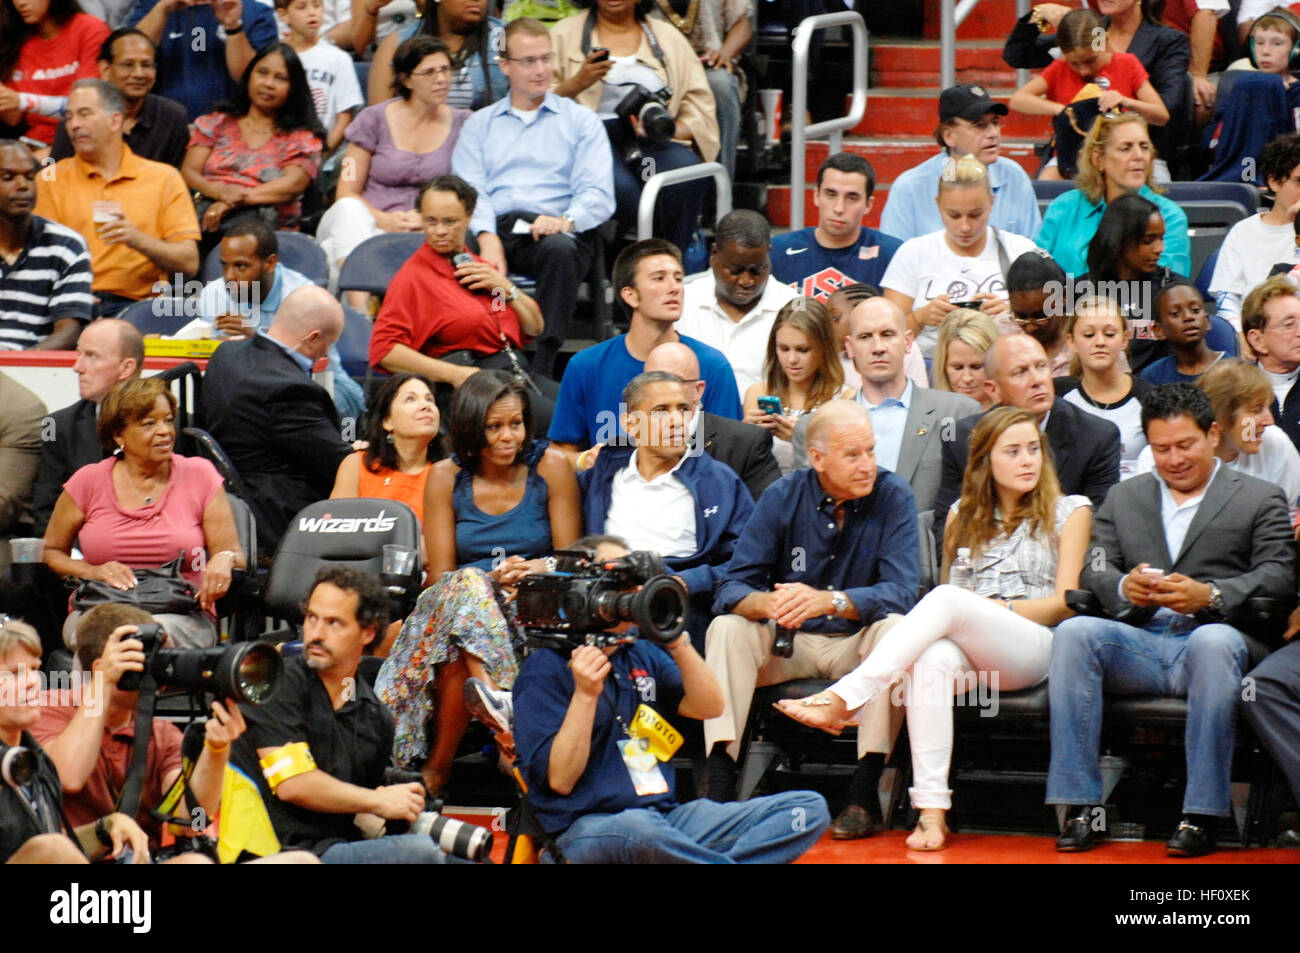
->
[319,833,470,864]
[706,66,740,181]
[555,792,829,864]
[1046,614,1248,817]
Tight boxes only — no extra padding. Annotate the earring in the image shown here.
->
[386,432,394,444]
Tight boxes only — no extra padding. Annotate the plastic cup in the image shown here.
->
[9,538,43,564]
[759,89,783,144]
[382,544,417,577]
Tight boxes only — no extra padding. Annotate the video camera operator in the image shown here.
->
[229,567,474,863]
[33,604,241,860]
[513,535,830,863]
[1,617,151,865]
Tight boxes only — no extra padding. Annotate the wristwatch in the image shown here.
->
[94,816,114,848]
[225,21,243,33]
[830,591,849,615]
[1207,583,1224,614]
[560,215,575,231]
[505,285,519,302]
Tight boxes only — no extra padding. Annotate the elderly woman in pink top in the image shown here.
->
[42,377,245,649]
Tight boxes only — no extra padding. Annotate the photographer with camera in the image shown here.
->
[229,566,470,862]
[1,617,152,865]
[33,604,242,859]
[702,399,919,840]
[514,535,829,863]
[551,0,719,257]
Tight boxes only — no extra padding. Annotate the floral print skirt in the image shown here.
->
[376,567,521,767]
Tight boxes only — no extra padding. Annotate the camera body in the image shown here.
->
[616,84,675,141]
[116,622,282,705]
[515,548,687,649]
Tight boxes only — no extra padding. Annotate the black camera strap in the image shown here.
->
[116,671,158,821]
[580,9,669,73]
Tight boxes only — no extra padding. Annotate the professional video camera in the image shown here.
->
[384,768,493,862]
[515,548,687,649]
[118,624,282,706]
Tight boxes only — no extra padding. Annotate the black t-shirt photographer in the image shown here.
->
[230,656,395,855]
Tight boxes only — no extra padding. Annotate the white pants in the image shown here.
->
[829,585,1053,810]
[316,197,386,292]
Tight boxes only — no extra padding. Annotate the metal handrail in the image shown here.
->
[636,162,733,240]
[941,0,1030,93]
[789,11,869,232]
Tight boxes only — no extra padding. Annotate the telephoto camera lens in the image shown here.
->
[411,811,493,862]
[151,642,284,705]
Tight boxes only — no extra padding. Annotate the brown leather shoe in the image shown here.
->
[829,804,882,840]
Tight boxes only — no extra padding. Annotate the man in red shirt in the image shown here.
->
[33,603,245,855]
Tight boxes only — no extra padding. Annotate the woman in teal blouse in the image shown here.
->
[1035,112,1189,278]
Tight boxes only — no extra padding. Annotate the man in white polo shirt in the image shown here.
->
[678,209,797,398]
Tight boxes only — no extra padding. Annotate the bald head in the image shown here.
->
[645,341,704,410]
[270,286,344,359]
[75,318,143,402]
[847,296,906,335]
[983,333,1053,417]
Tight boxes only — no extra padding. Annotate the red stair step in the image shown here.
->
[851,90,1052,139]
[872,40,1020,88]
[796,139,1042,184]
[920,0,1082,39]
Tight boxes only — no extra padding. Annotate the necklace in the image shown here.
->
[653,0,699,34]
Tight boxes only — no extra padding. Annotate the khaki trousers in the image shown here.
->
[703,613,905,761]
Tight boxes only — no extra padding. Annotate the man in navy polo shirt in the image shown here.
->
[513,535,829,864]
[770,153,902,301]
[129,0,278,120]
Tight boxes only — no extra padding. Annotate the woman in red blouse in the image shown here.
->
[181,41,324,237]
[0,0,109,150]
[369,173,560,428]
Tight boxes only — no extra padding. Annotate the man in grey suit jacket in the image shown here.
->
[792,296,978,514]
[1047,383,1296,859]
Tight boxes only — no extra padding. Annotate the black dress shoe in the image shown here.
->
[1056,808,1105,852]
[1167,819,1216,857]
[829,804,883,840]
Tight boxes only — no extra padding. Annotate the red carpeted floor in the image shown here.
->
[447,809,1298,864]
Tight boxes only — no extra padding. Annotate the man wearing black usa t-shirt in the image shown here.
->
[770,153,903,301]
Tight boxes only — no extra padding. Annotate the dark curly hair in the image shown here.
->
[1261,132,1300,193]
[1140,381,1216,436]
[362,373,445,473]
[216,42,325,141]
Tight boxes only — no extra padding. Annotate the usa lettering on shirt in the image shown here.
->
[792,268,856,300]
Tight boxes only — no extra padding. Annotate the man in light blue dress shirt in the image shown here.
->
[880,84,1041,242]
[195,221,365,425]
[452,17,615,378]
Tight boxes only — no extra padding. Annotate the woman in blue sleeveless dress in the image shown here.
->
[377,371,581,792]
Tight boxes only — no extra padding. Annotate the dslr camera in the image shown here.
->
[515,548,687,649]
[118,623,282,706]
[383,768,492,862]
[613,83,675,164]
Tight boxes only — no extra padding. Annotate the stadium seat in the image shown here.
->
[1196,248,1219,301]
[263,498,423,630]
[182,425,253,503]
[337,232,424,296]
[117,297,191,336]
[337,305,373,379]
[198,230,330,288]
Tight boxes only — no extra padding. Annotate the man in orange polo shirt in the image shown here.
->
[35,78,199,318]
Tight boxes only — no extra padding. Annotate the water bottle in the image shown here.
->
[949,547,974,591]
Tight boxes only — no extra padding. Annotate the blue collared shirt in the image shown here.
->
[452,92,616,237]
[880,152,1043,242]
[713,468,920,633]
[260,330,315,376]
[856,379,912,473]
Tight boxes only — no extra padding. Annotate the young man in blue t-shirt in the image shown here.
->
[770,153,903,301]
[513,535,829,863]
[548,239,742,465]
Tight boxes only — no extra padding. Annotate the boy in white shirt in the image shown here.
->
[278,0,365,153]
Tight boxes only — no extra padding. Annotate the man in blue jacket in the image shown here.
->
[579,371,754,653]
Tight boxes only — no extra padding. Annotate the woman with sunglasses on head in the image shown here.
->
[1006,249,1075,377]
